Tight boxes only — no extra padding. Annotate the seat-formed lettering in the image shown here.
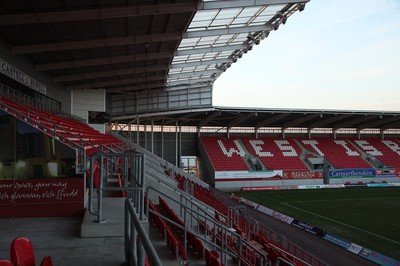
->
[354,140,383,156]
[275,140,297,156]
[334,140,359,156]
[382,140,400,156]
[217,139,246,157]
[302,140,324,156]
[249,139,273,157]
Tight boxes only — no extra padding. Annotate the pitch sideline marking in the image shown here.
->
[282,202,400,245]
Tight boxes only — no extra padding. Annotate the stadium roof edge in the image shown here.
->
[0,0,309,95]
[110,106,400,131]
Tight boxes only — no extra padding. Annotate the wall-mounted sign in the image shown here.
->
[0,58,46,94]
[0,178,84,217]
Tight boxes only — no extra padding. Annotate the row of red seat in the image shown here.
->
[176,172,315,265]
[158,197,203,259]
[242,137,307,171]
[147,199,187,262]
[0,237,52,266]
[157,196,224,266]
[201,136,400,171]
[201,137,249,171]
[0,96,126,156]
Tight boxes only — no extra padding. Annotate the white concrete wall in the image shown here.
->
[71,89,106,133]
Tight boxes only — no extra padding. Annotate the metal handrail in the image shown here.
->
[146,185,269,266]
[88,152,145,223]
[0,95,87,172]
[124,198,162,266]
[112,131,324,265]
[0,95,120,172]
[0,83,61,114]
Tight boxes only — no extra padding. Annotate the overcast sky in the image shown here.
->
[213,0,400,111]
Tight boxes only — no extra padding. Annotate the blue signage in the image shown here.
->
[329,168,375,178]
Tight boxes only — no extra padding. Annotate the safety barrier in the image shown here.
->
[124,198,162,266]
[88,152,145,222]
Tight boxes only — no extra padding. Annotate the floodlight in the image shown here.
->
[299,3,306,12]
[238,52,243,58]
[255,39,260,45]
[247,44,253,51]
[247,33,255,40]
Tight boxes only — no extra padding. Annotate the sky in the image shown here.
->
[213,0,400,111]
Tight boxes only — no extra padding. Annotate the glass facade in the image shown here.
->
[0,110,82,180]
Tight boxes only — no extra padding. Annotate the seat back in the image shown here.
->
[0,260,13,266]
[40,256,53,266]
[10,237,36,266]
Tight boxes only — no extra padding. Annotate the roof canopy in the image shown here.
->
[113,106,400,131]
[0,0,307,94]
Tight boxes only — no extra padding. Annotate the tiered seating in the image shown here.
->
[300,138,371,169]
[175,173,308,266]
[147,199,187,262]
[158,197,209,263]
[149,195,226,265]
[193,182,228,217]
[256,234,308,266]
[200,137,248,171]
[0,96,126,156]
[201,135,400,171]
[353,138,400,168]
[242,137,307,170]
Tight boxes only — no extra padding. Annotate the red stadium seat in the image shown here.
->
[353,138,400,168]
[300,138,371,169]
[9,237,53,266]
[242,137,307,170]
[40,256,53,266]
[10,237,35,266]
[0,260,13,266]
[200,136,249,171]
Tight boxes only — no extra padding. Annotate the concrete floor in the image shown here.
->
[0,217,125,266]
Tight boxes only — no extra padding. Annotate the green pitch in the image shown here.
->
[235,187,400,260]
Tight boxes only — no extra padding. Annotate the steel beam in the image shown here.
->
[66,75,165,90]
[0,2,197,25]
[36,51,172,71]
[13,32,182,54]
[53,65,169,82]
[199,0,308,10]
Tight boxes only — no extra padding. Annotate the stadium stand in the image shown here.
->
[0,1,398,265]
[200,136,395,171]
